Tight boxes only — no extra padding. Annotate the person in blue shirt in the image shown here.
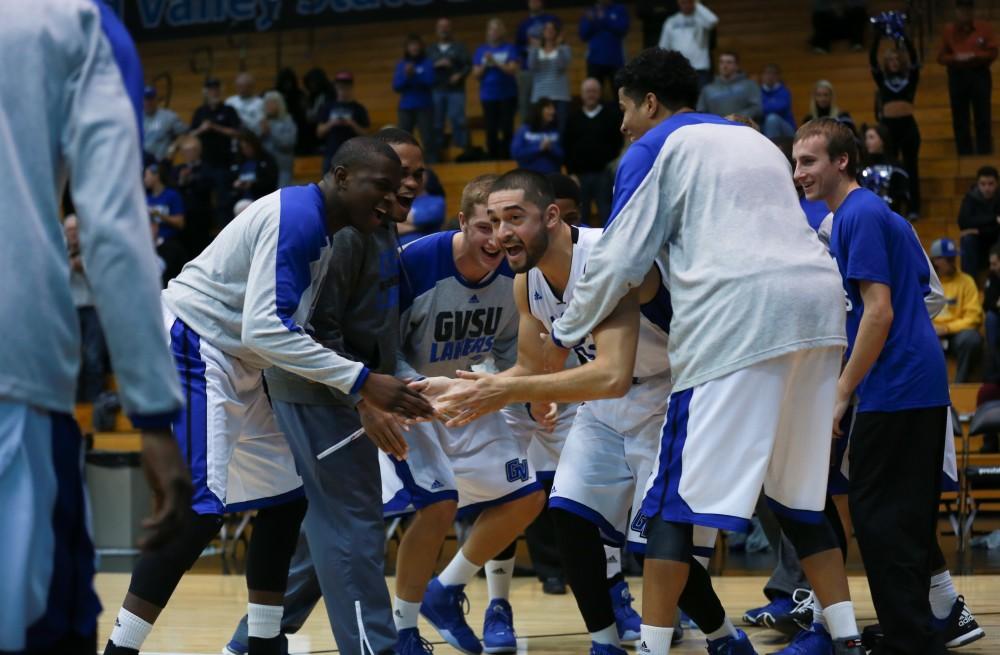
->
[393,34,436,157]
[579,1,630,96]
[474,18,520,160]
[793,118,953,655]
[145,160,189,284]
[761,63,796,139]
[511,99,564,174]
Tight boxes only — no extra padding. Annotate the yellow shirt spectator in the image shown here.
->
[933,270,983,335]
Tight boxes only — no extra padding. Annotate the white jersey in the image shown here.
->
[527,226,671,430]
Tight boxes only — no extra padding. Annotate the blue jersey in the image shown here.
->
[473,44,519,101]
[147,187,184,241]
[829,188,949,412]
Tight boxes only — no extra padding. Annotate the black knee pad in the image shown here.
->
[678,555,726,634]
[129,511,224,607]
[775,510,839,560]
[247,496,308,593]
[644,518,693,563]
[495,540,517,561]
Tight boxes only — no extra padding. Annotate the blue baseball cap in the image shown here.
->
[143,85,156,99]
[410,195,446,229]
[930,238,958,259]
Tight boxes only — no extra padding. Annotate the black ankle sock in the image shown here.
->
[248,635,285,655]
[103,641,139,655]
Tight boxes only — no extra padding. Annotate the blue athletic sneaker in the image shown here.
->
[223,640,247,655]
[482,599,517,653]
[421,578,483,655]
[590,641,628,655]
[609,580,641,642]
[397,627,435,655]
[742,594,796,629]
[767,625,830,655]
[707,629,758,655]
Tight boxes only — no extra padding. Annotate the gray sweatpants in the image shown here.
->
[229,400,395,655]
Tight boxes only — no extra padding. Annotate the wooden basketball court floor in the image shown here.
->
[95,574,1000,654]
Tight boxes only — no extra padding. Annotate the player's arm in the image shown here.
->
[834,280,893,435]
[437,288,641,427]
[494,273,555,378]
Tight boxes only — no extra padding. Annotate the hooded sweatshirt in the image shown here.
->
[957,185,1000,238]
[696,72,762,121]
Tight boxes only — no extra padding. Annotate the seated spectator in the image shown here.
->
[474,18,520,160]
[64,212,108,403]
[565,78,622,226]
[398,194,446,246]
[142,85,187,163]
[170,136,214,253]
[579,0,630,96]
[528,21,572,134]
[303,67,335,153]
[317,71,370,172]
[697,51,761,121]
[511,98,564,174]
[145,160,187,283]
[859,123,911,217]
[275,67,308,154]
[811,0,867,53]
[802,79,855,131]
[190,77,242,229]
[225,72,264,134]
[760,63,795,139]
[983,244,1000,452]
[260,91,298,188]
[930,237,984,382]
[958,165,1000,279]
[232,129,279,203]
[658,0,718,89]
[428,18,471,162]
[393,34,435,154]
[547,172,582,225]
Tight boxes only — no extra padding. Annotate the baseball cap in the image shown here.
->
[143,85,156,99]
[334,71,354,84]
[410,195,446,229]
[203,77,221,88]
[930,238,959,258]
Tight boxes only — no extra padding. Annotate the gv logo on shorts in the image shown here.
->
[505,458,530,482]
[631,512,649,538]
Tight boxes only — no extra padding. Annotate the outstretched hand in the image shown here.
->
[435,370,509,427]
[360,372,435,420]
[358,401,409,460]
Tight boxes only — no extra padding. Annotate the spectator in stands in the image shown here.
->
[658,0,719,89]
[260,91,298,188]
[760,63,796,139]
[637,0,679,48]
[142,85,187,163]
[317,71,370,173]
[232,129,279,203]
[528,21,572,134]
[872,26,922,219]
[226,72,265,134]
[145,160,187,284]
[579,0,631,96]
[275,67,308,154]
[516,0,562,121]
[512,98,564,174]
[697,51,762,122]
[564,77,622,226]
[171,136,214,255]
[802,79,855,131]
[64,213,108,403]
[428,18,471,161]
[304,67,336,152]
[474,18,520,160]
[190,77,241,229]
[398,194,446,246]
[811,0,868,53]
[938,0,997,156]
[930,237,984,383]
[983,245,1000,453]
[958,165,1000,278]
[547,172,582,225]
[859,123,911,217]
[393,35,436,157]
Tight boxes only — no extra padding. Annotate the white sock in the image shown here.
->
[823,600,859,639]
[591,622,621,647]
[812,595,826,630]
[639,624,674,655]
[109,607,153,650]
[247,603,283,639]
[393,597,421,631]
[705,617,738,641]
[438,550,482,588]
[487,556,516,600]
[605,545,622,579]
[929,571,959,619]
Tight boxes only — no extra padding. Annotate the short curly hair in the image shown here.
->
[614,48,699,111]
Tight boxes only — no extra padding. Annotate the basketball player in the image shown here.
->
[382,175,547,655]
[1,3,191,652]
[791,118,957,655]
[103,137,435,655]
[540,48,865,655]
[435,169,750,654]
